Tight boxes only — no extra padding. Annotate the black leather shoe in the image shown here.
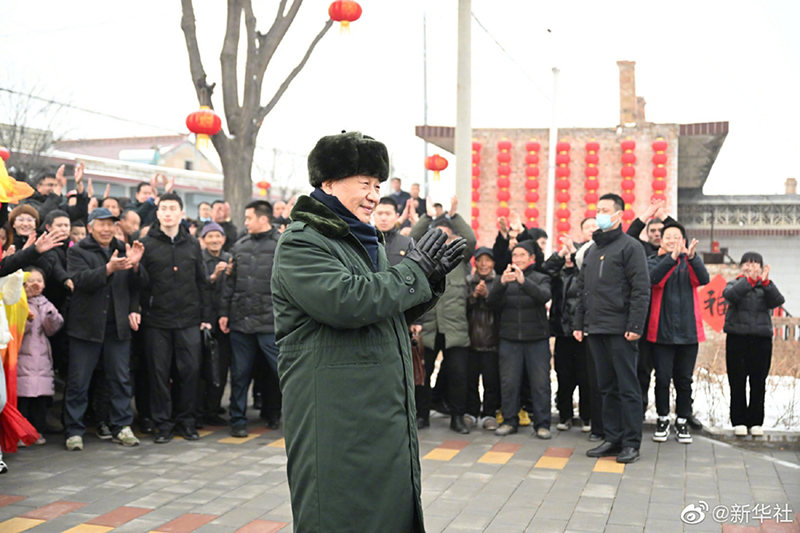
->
[154,430,174,444]
[194,419,206,429]
[450,415,469,434]
[231,426,249,438]
[265,417,281,430]
[687,414,703,430]
[416,417,430,429]
[616,447,640,463]
[179,424,200,441]
[139,418,156,435]
[586,441,622,457]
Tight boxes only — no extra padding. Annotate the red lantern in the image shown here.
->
[526,141,541,152]
[652,140,668,152]
[585,154,599,165]
[472,141,483,151]
[425,154,448,181]
[472,191,480,202]
[556,141,571,152]
[621,192,635,205]
[472,178,481,189]
[585,141,600,152]
[556,208,571,220]
[186,106,222,149]
[472,219,480,230]
[652,167,667,178]
[584,192,599,204]
[556,221,571,232]
[497,177,510,189]
[556,154,571,165]
[256,180,271,197]
[471,139,482,230]
[584,167,599,177]
[524,180,539,190]
[651,193,667,202]
[584,179,599,191]
[652,154,667,165]
[497,152,511,163]
[525,167,540,177]
[329,1,362,32]
[651,136,668,203]
[621,139,636,151]
[622,179,636,190]
[556,192,571,203]
[621,152,637,165]
[0,146,9,162]
[556,179,571,190]
[651,180,667,192]
[498,140,512,151]
[471,166,481,177]
[525,208,539,219]
[497,164,511,176]
[525,154,540,165]
[497,190,511,202]
[472,153,481,164]
[623,209,635,221]
[621,166,636,178]
[497,206,510,217]
[556,167,571,178]
[471,207,480,217]
[525,192,539,203]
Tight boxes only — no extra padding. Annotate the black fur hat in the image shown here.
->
[308,131,390,188]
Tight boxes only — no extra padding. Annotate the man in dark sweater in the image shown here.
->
[374,197,414,264]
[573,193,650,464]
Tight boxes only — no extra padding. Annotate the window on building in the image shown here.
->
[185,160,193,171]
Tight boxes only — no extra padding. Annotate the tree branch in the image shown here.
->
[241,0,262,117]
[220,0,243,135]
[180,0,215,103]
[257,18,333,124]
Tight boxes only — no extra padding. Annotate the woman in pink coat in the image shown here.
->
[17,268,64,445]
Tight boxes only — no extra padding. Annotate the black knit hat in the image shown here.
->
[307,131,390,188]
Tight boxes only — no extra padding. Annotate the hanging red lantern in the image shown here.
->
[329,1,362,33]
[0,146,9,162]
[620,137,637,225]
[256,180,271,197]
[496,138,512,218]
[523,138,541,225]
[526,141,541,152]
[651,136,668,203]
[524,180,539,190]
[425,154,448,181]
[525,167,540,177]
[555,138,571,234]
[525,154,539,165]
[186,106,222,149]
[525,192,539,203]
[584,139,600,218]
[471,139,482,230]
[525,208,539,219]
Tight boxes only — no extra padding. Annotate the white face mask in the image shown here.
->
[596,210,620,230]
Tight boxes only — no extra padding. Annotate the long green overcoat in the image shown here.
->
[271,195,442,533]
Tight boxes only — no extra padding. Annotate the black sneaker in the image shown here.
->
[139,418,156,435]
[230,426,249,438]
[616,447,640,464]
[653,418,670,442]
[265,417,281,430]
[179,423,200,441]
[675,421,692,444]
[154,430,174,444]
[687,414,703,430]
[96,421,113,440]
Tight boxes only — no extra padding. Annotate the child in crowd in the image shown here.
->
[723,252,784,437]
[16,268,64,444]
[69,221,87,246]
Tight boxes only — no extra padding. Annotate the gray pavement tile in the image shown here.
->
[422,490,442,508]
[211,506,268,528]
[491,505,537,526]
[533,501,576,520]
[646,502,686,521]
[524,517,567,532]
[650,487,685,504]
[445,510,496,530]
[574,497,613,515]
[643,518,685,532]
[580,483,617,499]
[565,511,608,532]
[223,483,271,500]
[110,517,164,532]
[747,474,783,488]
[193,525,236,533]
[465,494,509,514]
[134,502,196,524]
[602,525,644,533]
[423,514,454,533]
[616,478,653,494]
[176,488,230,505]
[425,474,459,492]
[128,490,183,509]
[543,488,581,505]
[426,498,469,520]
[606,500,648,527]
[483,522,526,533]
[197,496,246,515]
[442,483,485,502]
[750,488,790,503]
[258,501,294,522]
[0,505,30,521]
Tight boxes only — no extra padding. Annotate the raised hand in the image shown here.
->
[426,196,437,219]
[55,165,67,195]
[430,237,467,284]
[511,264,525,284]
[508,210,523,232]
[687,238,699,260]
[74,162,86,194]
[34,230,68,253]
[498,216,509,237]
[104,183,111,199]
[671,238,683,261]
[106,250,131,274]
[86,177,94,199]
[762,265,770,283]
[165,175,176,193]
[406,228,448,279]
[449,195,458,218]
[88,196,99,212]
[126,241,145,267]
[500,264,516,285]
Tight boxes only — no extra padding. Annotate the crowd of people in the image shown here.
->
[0,151,785,476]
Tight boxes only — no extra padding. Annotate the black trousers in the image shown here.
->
[144,326,201,433]
[585,339,604,437]
[198,326,232,419]
[18,396,49,434]
[587,334,642,449]
[637,338,653,414]
[466,349,500,418]
[554,336,591,423]
[652,343,698,418]
[726,333,772,427]
[416,333,469,419]
[131,329,150,420]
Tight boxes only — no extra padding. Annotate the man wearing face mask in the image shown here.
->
[573,193,650,464]
[272,131,467,533]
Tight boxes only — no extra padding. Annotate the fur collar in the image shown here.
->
[290,195,385,244]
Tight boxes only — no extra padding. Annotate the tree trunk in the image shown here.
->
[217,137,256,228]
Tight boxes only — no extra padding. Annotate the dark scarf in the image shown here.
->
[592,226,623,247]
[310,188,379,271]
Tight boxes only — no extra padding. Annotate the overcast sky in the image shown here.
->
[2,0,799,197]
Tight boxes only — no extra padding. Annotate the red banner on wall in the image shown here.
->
[698,274,729,333]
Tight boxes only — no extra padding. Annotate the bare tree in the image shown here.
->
[180,0,333,223]
[0,85,68,183]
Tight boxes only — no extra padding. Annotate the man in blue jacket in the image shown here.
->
[647,221,709,444]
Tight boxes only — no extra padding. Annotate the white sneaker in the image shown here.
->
[750,426,764,436]
[481,416,499,431]
[581,421,592,433]
[733,425,748,436]
[66,435,83,451]
[463,414,477,429]
[556,419,572,431]
[112,426,140,447]
[34,437,46,445]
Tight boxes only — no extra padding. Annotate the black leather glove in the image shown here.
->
[429,237,468,284]
[406,228,448,278]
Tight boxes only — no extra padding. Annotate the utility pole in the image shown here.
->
[544,67,559,258]
[454,0,471,221]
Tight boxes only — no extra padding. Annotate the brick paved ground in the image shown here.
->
[1,413,798,532]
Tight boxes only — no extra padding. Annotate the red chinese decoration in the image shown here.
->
[496,139,512,218]
[0,146,9,162]
[329,1,362,33]
[698,274,728,333]
[651,136,668,202]
[186,106,222,149]
[555,139,571,234]
[584,140,600,218]
[524,140,540,226]
[620,137,636,226]
[424,154,448,181]
[256,181,271,197]
[471,140,482,230]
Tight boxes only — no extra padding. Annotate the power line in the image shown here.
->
[470,12,552,103]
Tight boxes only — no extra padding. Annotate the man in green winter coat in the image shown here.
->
[271,131,467,533]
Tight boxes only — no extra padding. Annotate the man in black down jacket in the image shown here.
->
[64,208,148,451]
[573,193,650,464]
[220,200,281,437]
[139,193,212,443]
[488,241,552,439]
